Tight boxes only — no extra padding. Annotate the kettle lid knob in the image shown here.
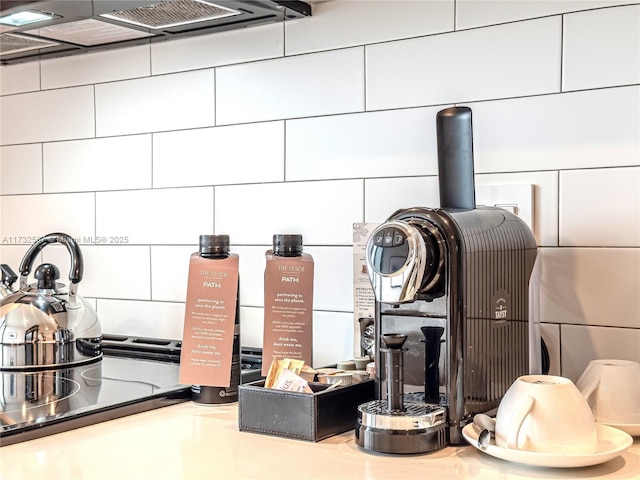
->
[35,263,60,290]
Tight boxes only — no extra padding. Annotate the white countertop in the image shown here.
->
[1,402,638,480]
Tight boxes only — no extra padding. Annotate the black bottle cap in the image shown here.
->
[199,235,230,256]
[273,234,303,257]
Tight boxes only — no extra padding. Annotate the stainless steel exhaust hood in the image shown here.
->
[0,0,311,65]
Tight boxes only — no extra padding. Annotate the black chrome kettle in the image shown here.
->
[0,233,102,370]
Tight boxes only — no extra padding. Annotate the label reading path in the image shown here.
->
[179,253,239,387]
[262,253,314,376]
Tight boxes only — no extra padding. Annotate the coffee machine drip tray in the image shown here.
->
[356,399,447,454]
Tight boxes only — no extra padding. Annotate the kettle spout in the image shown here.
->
[0,264,18,299]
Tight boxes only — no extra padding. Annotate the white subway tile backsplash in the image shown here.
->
[313,311,355,367]
[1,1,638,372]
[539,247,640,329]
[476,172,559,247]
[560,167,640,247]
[563,5,640,91]
[150,245,194,302]
[0,193,95,242]
[96,188,214,244]
[216,47,365,125]
[364,176,440,222]
[285,0,453,55]
[240,306,264,349]
[95,70,216,137]
[456,0,639,29]
[471,86,640,172]
[151,23,284,75]
[0,144,42,194]
[153,122,284,188]
[234,245,268,307]
[366,17,561,110]
[43,135,152,193]
[286,107,440,181]
[40,244,151,300]
[97,299,185,340]
[0,245,30,275]
[41,45,151,90]
[560,324,640,381]
[215,180,363,245]
[305,246,353,312]
[0,86,94,145]
[0,62,40,95]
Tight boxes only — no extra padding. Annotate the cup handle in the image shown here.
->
[580,375,600,403]
[507,395,535,449]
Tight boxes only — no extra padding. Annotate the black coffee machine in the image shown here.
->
[355,107,540,454]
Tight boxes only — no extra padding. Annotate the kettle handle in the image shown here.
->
[19,233,83,294]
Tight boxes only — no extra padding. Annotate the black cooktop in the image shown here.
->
[0,335,263,447]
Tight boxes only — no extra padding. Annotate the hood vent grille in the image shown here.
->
[100,0,242,30]
[25,19,154,46]
[0,32,59,55]
[0,1,311,65]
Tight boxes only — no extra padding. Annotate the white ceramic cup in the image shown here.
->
[495,375,597,454]
[576,359,640,426]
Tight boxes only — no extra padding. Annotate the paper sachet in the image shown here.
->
[264,357,315,393]
[272,368,313,393]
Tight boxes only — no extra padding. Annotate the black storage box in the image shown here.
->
[238,379,375,442]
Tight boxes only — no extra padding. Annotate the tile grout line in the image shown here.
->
[560,13,565,93]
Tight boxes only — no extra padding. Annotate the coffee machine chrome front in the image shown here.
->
[365,220,443,305]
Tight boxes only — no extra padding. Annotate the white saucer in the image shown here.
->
[602,422,640,437]
[462,423,633,468]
